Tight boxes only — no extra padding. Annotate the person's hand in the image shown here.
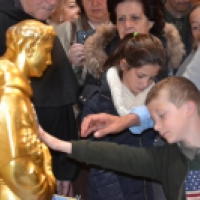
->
[68,43,85,65]
[81,113,140,138]
[38,126,72,154]
[38,126,62,151]
[81,113,126,138]
[57,180,74,197]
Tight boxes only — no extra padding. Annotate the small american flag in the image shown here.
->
[185,170,200,199]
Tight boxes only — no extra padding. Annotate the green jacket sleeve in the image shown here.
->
[70,140,166,181]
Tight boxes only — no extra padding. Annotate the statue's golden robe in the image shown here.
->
[0,60,55,200]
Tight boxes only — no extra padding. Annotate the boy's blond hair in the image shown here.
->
[146,77,200,115]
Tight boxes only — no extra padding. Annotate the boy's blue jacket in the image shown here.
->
[80,74,155,200]
[70,141,188,200]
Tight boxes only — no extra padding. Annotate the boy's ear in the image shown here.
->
[185,101,196,117]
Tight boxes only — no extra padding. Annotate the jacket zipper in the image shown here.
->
[100,94,111,100]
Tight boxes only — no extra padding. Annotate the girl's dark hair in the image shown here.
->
[107,0,165,38]
[103,33,165,76]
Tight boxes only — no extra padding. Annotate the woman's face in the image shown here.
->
[120,60,160,95]
[62,0,80,22]
[190,7,200,41]
[82,0,109,23]
[116,1,154,39]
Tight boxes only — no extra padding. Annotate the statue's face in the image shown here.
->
[27,38,53,77]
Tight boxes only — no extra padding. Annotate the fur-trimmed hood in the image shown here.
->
[83,23,185,78]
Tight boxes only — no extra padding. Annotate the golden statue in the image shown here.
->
[0,20,56,200]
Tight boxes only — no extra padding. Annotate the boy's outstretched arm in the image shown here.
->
[39,126,72,154]
[81,113,140,138]
[39,126,162,181]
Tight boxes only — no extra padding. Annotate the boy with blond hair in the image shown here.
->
[39,76,200,200]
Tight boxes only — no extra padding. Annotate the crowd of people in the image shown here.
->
[0,0,200,199]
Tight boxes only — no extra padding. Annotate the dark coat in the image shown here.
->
[81,74,154,200]
[0,0,79,180]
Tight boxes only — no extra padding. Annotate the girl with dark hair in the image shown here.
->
[79,33,165,200]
